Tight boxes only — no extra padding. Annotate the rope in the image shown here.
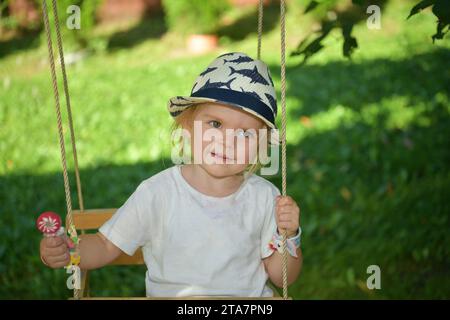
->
[49,0,88,295]
[42,0,80,300]
[257,0,263,60]
[280,0,289,300]
[50,0,85,213]
[49,0,88,294]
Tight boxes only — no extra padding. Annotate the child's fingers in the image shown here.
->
[277,203,297,209]
[277,213,296,222]
[276,199,298,210]
[47,254,70,268]
[48,252,69,264]
[44,239,68,254]
[276,195,295,205]
[45,245,68,257]
[45,236,64,248]
[277,205,299,215]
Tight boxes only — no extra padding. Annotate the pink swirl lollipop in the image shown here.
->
[36,211,62,236]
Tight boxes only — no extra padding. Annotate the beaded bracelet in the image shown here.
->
[268,227,302,258]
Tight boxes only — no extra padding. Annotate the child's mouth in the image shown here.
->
[211,152,232,161]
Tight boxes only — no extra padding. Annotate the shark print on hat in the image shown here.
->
[264,93,277,113]
[168,52,278,132]
[198,78,236,91]
[241,87,262,101]
[224,55,254,64]
[229,66,270,86]
[199,67,218,77]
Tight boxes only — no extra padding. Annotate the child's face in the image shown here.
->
[187,102,267,178]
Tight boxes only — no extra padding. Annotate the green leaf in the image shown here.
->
[432,21,449,42]
[432,0,450,21]
[304,1,320,14]
[407,0,435,20]
[342,23,358,58]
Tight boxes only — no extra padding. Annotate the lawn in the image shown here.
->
[0,0,449,299]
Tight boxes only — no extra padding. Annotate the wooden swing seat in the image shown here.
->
[70,209,286,300]
[71,208,143,265]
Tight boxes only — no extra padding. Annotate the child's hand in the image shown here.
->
[275,195,300,238]
[40,236,70,268]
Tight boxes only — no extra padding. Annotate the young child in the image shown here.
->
[40,52,302,297]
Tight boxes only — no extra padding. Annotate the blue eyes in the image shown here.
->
[206,121,255,138]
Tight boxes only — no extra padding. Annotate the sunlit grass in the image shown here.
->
[0,0,449,299]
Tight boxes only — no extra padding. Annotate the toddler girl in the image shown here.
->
[40,52,302,297]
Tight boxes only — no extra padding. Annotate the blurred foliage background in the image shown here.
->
[0,0,449,299]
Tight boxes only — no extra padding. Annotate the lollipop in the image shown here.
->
[36,211,80,267]
[36,211,64,237]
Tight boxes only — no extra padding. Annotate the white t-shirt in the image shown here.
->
[99,164,280,297]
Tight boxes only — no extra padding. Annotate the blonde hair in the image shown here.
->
[170,104,271,177]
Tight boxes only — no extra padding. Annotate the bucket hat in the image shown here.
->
[168,52,279,138]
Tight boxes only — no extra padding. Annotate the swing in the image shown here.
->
[41,0,292,300]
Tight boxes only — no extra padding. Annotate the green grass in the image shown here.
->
[0,0,449,299]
